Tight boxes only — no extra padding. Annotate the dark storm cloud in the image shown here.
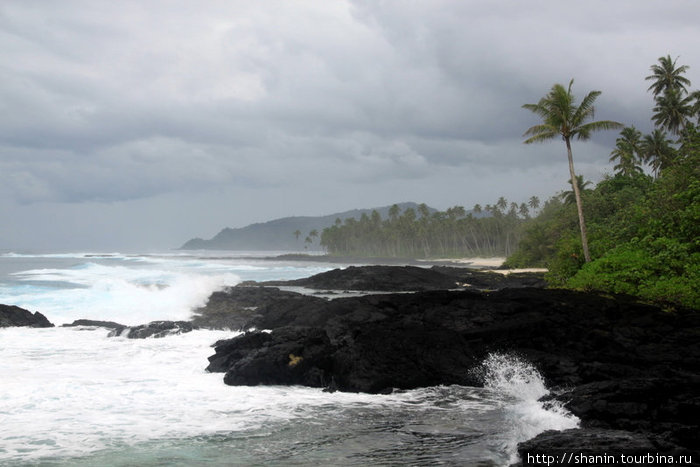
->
[1,0,700,249]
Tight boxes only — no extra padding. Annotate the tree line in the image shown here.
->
[319,197,540,258]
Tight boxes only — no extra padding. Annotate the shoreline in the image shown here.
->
[198,266,698,462]
[256,253,512,269]
[261,253,549,276]
[3,263,696,463]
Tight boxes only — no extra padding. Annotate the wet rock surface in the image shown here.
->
[511,428,664,466]
[0,304,54,328]
[257,264,546,291]
[111,320,197,339]
[201,266,698,459]
[62,319,127,332]
[191,286,323,330]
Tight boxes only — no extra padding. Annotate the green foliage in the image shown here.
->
[501,197,570,268]
[567,239,700,308]
[321,199,531,258]
[507,131,698,308]
[506,56,700,308]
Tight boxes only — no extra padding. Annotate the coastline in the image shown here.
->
[3,262,697,464]
[254,252,512,269]
[197,265,699,463]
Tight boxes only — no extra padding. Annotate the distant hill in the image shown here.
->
[179,202,437,251]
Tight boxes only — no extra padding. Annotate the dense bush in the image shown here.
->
[505,138,699,308]
[567,239,700,308]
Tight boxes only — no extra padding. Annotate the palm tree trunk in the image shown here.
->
[566,137,592,263]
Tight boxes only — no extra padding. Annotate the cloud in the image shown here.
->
[1,1,700,248]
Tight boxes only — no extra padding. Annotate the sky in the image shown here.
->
[1,1,700,251]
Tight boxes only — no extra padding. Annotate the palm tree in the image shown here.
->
[561,175,593,205]
[642,129,675,177]
[652,87,694,135]
[418,203,431,219]
[496,197,508,213]
[522,79,622,262]
[609,126,643,176]
[293,229,302,250]
[528,196,540,211]
[388,204,400,222]
[518,203,530,219]
[691,90,700,123]
[645,55,691,97]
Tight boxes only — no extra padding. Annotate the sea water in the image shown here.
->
[0,252,578,466]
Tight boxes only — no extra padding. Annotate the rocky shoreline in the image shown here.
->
[2,265,697,465]
[201,266,700,464]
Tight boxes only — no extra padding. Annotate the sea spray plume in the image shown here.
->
[7,261,242,325]
[479,352,547,399]
[476,353,579,464]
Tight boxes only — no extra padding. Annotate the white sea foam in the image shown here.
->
[5,262,241,325]
[479,353,579,464]
[0,327,336,461]
[0,334,577,465]
[0,254,577,465]
[2,254,336,325]
[0,327,462,463]
[0,252,138,260]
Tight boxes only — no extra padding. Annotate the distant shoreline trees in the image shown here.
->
[320,200,536,258]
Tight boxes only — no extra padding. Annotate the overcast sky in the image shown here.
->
[1,1,699,251]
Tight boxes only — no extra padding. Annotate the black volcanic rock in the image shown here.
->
[512,429,660,466]
[112,320,197,338]
[210,288,699,391]
[206,282,699,454]
[269,265,460,291]
[209,327,336,387]
[257,265,546,292]
[62,319,127,332]
[0,304,54,328]
[191,286,326,330]
[432,266,547,289]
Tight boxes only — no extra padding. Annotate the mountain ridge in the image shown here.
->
[179,202,436,251]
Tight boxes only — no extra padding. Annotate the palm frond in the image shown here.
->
[572,90,601,126]
[645,55,692,96]
[575,120,623,140]
[523,129,558,144]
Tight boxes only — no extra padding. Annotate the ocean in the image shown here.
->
[0,251,578,466]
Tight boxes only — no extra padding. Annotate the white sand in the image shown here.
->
[425,257,507,268]
[421,257,547,274]
[484,267,548,275]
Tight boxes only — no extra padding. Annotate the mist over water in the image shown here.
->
[0,252,578,465]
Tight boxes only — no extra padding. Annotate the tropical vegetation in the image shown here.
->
[505,55,700,308]
[521,80,623,262]
[315,55,699,309]
[320,200,536,258]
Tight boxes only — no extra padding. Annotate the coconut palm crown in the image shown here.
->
[645,54,691,97]
[522,79,623,262]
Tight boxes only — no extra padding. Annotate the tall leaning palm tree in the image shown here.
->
[522,79,622,263]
